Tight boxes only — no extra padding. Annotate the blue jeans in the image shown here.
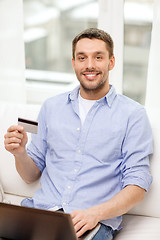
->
[92,223,115,240]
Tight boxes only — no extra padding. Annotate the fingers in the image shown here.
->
[7,125,24,133]
[5,131,23,142]
[4,125,26,152]
[71,208,99,238]
[5,126,24,142]
[71,210,92,238]
[75,224,88,238]
[72,216,87,237]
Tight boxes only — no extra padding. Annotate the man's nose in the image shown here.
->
[86,57,95,69]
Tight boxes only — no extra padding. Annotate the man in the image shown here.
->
[4,28,153,240]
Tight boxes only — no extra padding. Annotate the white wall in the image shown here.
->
[98,0,124,94]
[0,0,124,104]
[0,0,26,103]
[145,0,160,108]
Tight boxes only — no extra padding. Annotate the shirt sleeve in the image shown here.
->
[27,102,48,172]
[120,107,153,191]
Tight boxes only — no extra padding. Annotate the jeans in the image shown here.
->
[92,223,115,240]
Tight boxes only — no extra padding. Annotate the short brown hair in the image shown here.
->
[72,28,114,59]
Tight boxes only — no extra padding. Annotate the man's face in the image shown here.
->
[72,38,115,99]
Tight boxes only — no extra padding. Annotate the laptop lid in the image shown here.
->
[0,202,77,240]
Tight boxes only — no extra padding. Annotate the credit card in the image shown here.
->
[18,117,38,134]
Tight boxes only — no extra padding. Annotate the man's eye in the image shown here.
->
[96,56,102,60]
[78,56,85,61]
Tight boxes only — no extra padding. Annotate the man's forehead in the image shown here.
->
[75,38,109,54]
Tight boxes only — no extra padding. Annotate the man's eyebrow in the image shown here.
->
[76,51,105,56]
[76,52,85,56]
[94,51,106,55]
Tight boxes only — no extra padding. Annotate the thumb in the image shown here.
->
[21,131,28,147]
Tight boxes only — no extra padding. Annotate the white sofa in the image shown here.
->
[0,101,160,239]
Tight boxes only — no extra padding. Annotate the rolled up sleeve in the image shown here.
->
[121,107,153,191]
[27,103,47,173]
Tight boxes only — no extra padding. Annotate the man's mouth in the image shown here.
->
[83,72,100,80]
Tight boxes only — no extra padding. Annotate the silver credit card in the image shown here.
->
[18,117,38,134]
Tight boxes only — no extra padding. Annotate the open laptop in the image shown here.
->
[0,203,100,240]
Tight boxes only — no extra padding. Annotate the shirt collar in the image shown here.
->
[68,85,80,102]
[104,85,117,107]
[68,85,117,107]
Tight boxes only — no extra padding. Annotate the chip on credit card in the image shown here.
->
[18,117,38,134]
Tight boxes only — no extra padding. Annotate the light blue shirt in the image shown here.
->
[22,85,153,230]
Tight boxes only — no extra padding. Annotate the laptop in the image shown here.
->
[0,203,100,240]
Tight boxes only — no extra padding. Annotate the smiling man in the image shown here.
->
[4,28,153,240]
[72,31,115,100]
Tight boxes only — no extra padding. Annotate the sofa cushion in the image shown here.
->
[0,184,4,202]
[114,214,160,239]
[3,193,24,205]
[1,102,160,221]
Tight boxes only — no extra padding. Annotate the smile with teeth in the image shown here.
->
[83,72,100,80]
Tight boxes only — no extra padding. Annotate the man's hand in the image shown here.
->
[4,125,28,156]
[71,185,146,238]
[71,207,99,238]
[4,125,41,184]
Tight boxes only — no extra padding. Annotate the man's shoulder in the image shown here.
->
[116,93,145,115]
[37,91,71,117]
[44,91,70,106]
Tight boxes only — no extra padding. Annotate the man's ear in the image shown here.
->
[72,58,75,70]
[109,55,115,70]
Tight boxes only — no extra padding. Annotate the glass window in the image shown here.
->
[123,0,153,104]
[23,0,154,105]
[23,0,98,85]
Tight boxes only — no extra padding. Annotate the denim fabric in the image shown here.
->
[92,224,115,240]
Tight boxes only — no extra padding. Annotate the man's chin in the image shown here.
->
[80,83,102,92]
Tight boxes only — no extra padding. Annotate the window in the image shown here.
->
[23,0,98,103]
[123,0,153,104]
[23,0,154,105]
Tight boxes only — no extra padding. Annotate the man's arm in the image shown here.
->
[14,150,41,184]
[4,125,41,184]
[71,185,145,238]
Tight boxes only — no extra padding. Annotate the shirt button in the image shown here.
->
[77,127,80,131]
[63,202,67,206]
[67,186,71,189]
[77,149,81,153]
[74,169,78,173]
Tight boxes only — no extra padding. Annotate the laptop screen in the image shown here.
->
[0,202,77,240]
